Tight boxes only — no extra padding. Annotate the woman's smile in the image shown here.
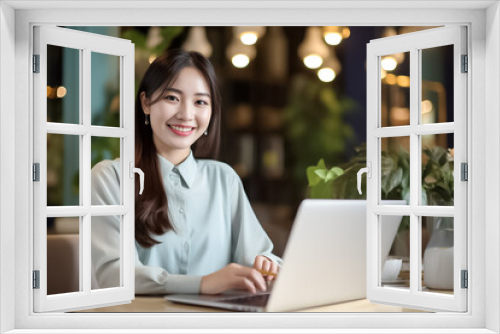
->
[168,124,196,136]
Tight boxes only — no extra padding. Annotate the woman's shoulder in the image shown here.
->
[91,158,121,181]
[196,159,238,179]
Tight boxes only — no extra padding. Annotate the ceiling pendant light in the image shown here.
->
[233,26,266,45]
[323,26,343,46]
[298,27,329,69]
[182,27,213,58]
[323,26,351,46]
[226,33,256,68]
[317,48,342,82]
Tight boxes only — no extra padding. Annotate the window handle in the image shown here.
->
[357,162,371,195]
[129,162,144,195]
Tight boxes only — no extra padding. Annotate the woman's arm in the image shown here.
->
[228,169,283,270]
[91,160,203,294]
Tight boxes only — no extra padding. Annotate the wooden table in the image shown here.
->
[78,296,427,313]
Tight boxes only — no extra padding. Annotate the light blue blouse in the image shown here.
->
[91,151,282,294]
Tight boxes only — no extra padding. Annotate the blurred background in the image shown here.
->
[46,26,456,295]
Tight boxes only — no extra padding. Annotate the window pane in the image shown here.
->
[92,215,121,290]
[91,52,121,127]
[47,217,81,295]
[380,215,409,290]
[421,133,454,206]
[421,45,454,124]
[47,133,80,206]
[380,137,410,205]
[422,216,454,295]
[91,137,121,205]
[380,52,410,127]
[47,45,80,124]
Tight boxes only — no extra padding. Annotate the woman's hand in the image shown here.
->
[200,263,267,295]
[253,255,279,282]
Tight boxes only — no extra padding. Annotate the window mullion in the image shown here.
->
[409,47,420,295]
[82,47,92,294]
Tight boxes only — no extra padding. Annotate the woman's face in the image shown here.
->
[142,67,212,163]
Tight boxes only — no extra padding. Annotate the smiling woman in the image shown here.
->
[91,49,283,296]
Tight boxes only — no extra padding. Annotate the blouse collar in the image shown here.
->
[157,151,198,189]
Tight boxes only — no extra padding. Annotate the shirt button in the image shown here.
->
[179,208,184,214]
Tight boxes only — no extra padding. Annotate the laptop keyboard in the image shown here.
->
[220,293,270,307]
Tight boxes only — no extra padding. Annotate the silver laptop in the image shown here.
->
[166,199,403,312]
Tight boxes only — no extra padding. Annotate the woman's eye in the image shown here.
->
[165,95,178,101]
[197,100,209,106]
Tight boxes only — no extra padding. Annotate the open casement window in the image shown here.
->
[33,26,136,312]
[365,26,467,312]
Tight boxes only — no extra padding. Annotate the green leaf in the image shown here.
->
[317,158,327,170]
[325,170,335,182]
[306,166,321,187]
[382,167,403,196]
[325,167,344,182]
[315,169,327,180]
[330,167,344,177]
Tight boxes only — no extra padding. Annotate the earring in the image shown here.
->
[145,114,150,125]
[204,130,208,136]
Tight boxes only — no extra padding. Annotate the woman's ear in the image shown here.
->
[140,92,150,114]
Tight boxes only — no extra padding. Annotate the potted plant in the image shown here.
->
[306,143,455,289]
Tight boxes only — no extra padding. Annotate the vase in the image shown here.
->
[423,217,454,290]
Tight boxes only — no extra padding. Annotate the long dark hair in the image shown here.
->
[135,49,221,248]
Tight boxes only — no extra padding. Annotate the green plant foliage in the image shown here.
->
[306,143,455,232]
[331,144,368,200]
[285,74,356,181]
[306,159,344,199]
[121,29,147,49]
[381,144,410,202]
[422,146,454,206]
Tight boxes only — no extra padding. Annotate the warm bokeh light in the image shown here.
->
[299,27,329,69]
[240,32,258,45]
[397,75,410,88]
[342,27,351,38]
[381,56,397,71]
[385,74,397,85]
[47,86,54,99]
[304,54,323,69]
[56,86,67,98]
[422,100,433,114]
[394,52,405,64]
[232,54,250,68]
[381,69,387,79]
[391,107,410,122]
[149,55,157,64]
[324,32,343,45]
[318,68,336,82]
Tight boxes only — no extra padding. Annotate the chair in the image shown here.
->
[47,234,99,295]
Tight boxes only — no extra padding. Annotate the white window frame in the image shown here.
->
[0,1,499,333]
[366,26,468,312]
[33,25,136,313]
